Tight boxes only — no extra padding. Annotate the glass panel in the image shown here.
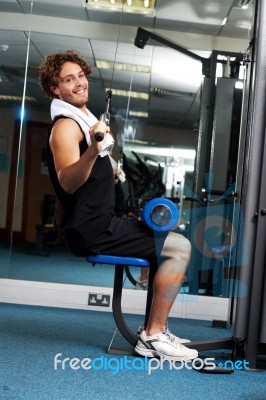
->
[1,1,255,300]
[0,27,30,278]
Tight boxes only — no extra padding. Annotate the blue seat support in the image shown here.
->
[86,254,150,268]
[86,254,155,350]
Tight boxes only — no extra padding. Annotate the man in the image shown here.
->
[39,49,198,361]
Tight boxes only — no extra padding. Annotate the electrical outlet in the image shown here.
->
[88,293,111,307]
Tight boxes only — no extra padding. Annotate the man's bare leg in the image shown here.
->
[139,266,149,281]
[134,231,198,360]
[145,231,191,336]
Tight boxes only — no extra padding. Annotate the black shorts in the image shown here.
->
[77,217,168,264]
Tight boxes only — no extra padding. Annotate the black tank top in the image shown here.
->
[47,116,116,255]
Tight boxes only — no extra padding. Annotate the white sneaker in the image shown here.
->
[135,329,198,361]
[137,325,191,344]
[135,277,148,290]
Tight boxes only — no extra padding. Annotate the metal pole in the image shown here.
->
[239,0,266,369]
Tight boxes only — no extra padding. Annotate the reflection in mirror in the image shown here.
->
[0,27,30,278]
[187,50,246,297]
[0,1,254,301]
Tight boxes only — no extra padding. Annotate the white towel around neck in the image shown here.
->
[50,98,114,157]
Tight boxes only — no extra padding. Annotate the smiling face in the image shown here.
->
[51,61,89,111]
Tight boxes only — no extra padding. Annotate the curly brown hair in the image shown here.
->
[39,49,92,99]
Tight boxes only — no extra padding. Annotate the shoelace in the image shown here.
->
[138,324,187,345]
[162,326,184,345]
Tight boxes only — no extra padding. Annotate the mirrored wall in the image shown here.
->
[0,0,255,297]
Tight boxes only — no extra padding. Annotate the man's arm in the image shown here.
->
[50,118,110,193]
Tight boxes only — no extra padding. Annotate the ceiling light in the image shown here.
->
[108,88,149,100]
[0,45,9,51]
[124,144,196,159]
[235,81,244,89]
[129,110,149,118]
[239,0,253,9]
[85,0,156,15]
[0,95,37,102]
[96,60,150,73]
[152,88,194,99]
[222,17,227,26]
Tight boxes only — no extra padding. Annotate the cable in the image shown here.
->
[95,2,125,141]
